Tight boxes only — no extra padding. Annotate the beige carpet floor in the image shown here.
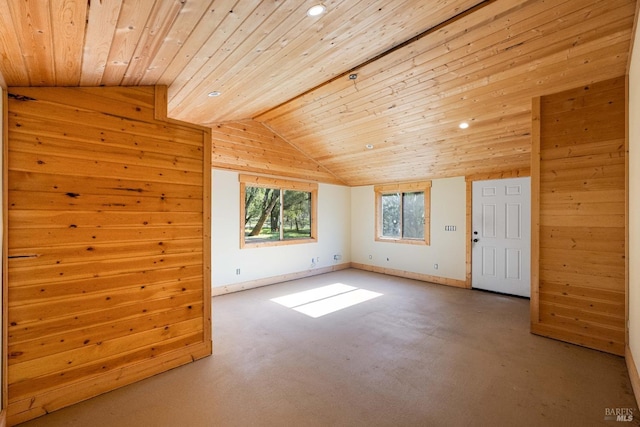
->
[18,269,639,426]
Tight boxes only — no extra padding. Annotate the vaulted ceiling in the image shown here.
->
[0,0,636,185]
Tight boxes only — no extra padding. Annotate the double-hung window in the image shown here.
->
[240,174,317,248]
[375,181,431,245]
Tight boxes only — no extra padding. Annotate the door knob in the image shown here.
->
[473,238,479,243]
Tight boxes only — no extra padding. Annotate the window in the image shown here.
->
[240,174,317,248]
[375,181,431,245]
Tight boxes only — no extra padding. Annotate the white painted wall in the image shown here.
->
[211,169,351,288]
[628,24,640,372]
[350,176,467,281]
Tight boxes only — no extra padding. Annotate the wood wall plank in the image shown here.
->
[531,76,626,355]
[9,283,202,344]
[8,341,210,425]
[8,330,203,401]
[8,303,203,366]
[211,119,345,184]
[6,86,211,424]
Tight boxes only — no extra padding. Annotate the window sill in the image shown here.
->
[375,237,429,246]
[242,237,317,249]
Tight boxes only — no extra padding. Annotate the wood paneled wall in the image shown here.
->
[211,119,345,185]
[531,76,626,355]
[6,86,211,425]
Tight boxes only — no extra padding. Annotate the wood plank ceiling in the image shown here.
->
[0,0,636,186]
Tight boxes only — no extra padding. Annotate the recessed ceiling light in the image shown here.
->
[307,4,326,17]
[365,144,374,150]
[459,122,469,129]
[208,91,221,97]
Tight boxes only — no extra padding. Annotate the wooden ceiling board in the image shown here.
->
[120,0,185,85]
[314,114,531,162]
[258,0,636,185]
[166,0,486,124]
[255,0,514,122]
[7,0,57,86]
[133,0,216,84]
[51,0,87,86]
[0,0,27,87]
[80,0,122,86]
[259,0,626,130]
[0,0,636,185]
[167,0,310,120]
[100,0,157,85]
[202,0,485,122]
[171,0,383,121]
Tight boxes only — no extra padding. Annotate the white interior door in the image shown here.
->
[472,177,531,297]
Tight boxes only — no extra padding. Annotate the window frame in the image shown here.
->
[240,174,318,248]
[374,181,431,245]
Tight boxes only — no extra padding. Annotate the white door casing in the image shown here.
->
[472,177,531,297]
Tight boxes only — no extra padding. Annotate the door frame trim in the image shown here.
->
[531,96,542,326]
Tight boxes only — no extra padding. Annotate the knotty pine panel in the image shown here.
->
[9,265,203,306]
[8,329,203,403]
[6,86,211,425]
[210,119,344,185]
[7,334,204,424]
[9,301,203,362]
[8,171,203,202]
[8,210,203,230]
[539,225,625,253]
[539,268,625,292]
[9,251,203,286]
[8,96,204,147]
[9,133,203,173]
[10,287,203,345]
[8,239,201,270]
[9,117,205,159]
[8,225,203,249]
[531,76,626,355]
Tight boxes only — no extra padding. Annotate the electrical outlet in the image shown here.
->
[235,268,241,275]
[434,264,438,270]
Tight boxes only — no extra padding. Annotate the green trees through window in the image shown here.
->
[381,192,425,239]
[402,191,425,239]
[375,181,431,245]
[240,175,317,248]
[244,187,311,241]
